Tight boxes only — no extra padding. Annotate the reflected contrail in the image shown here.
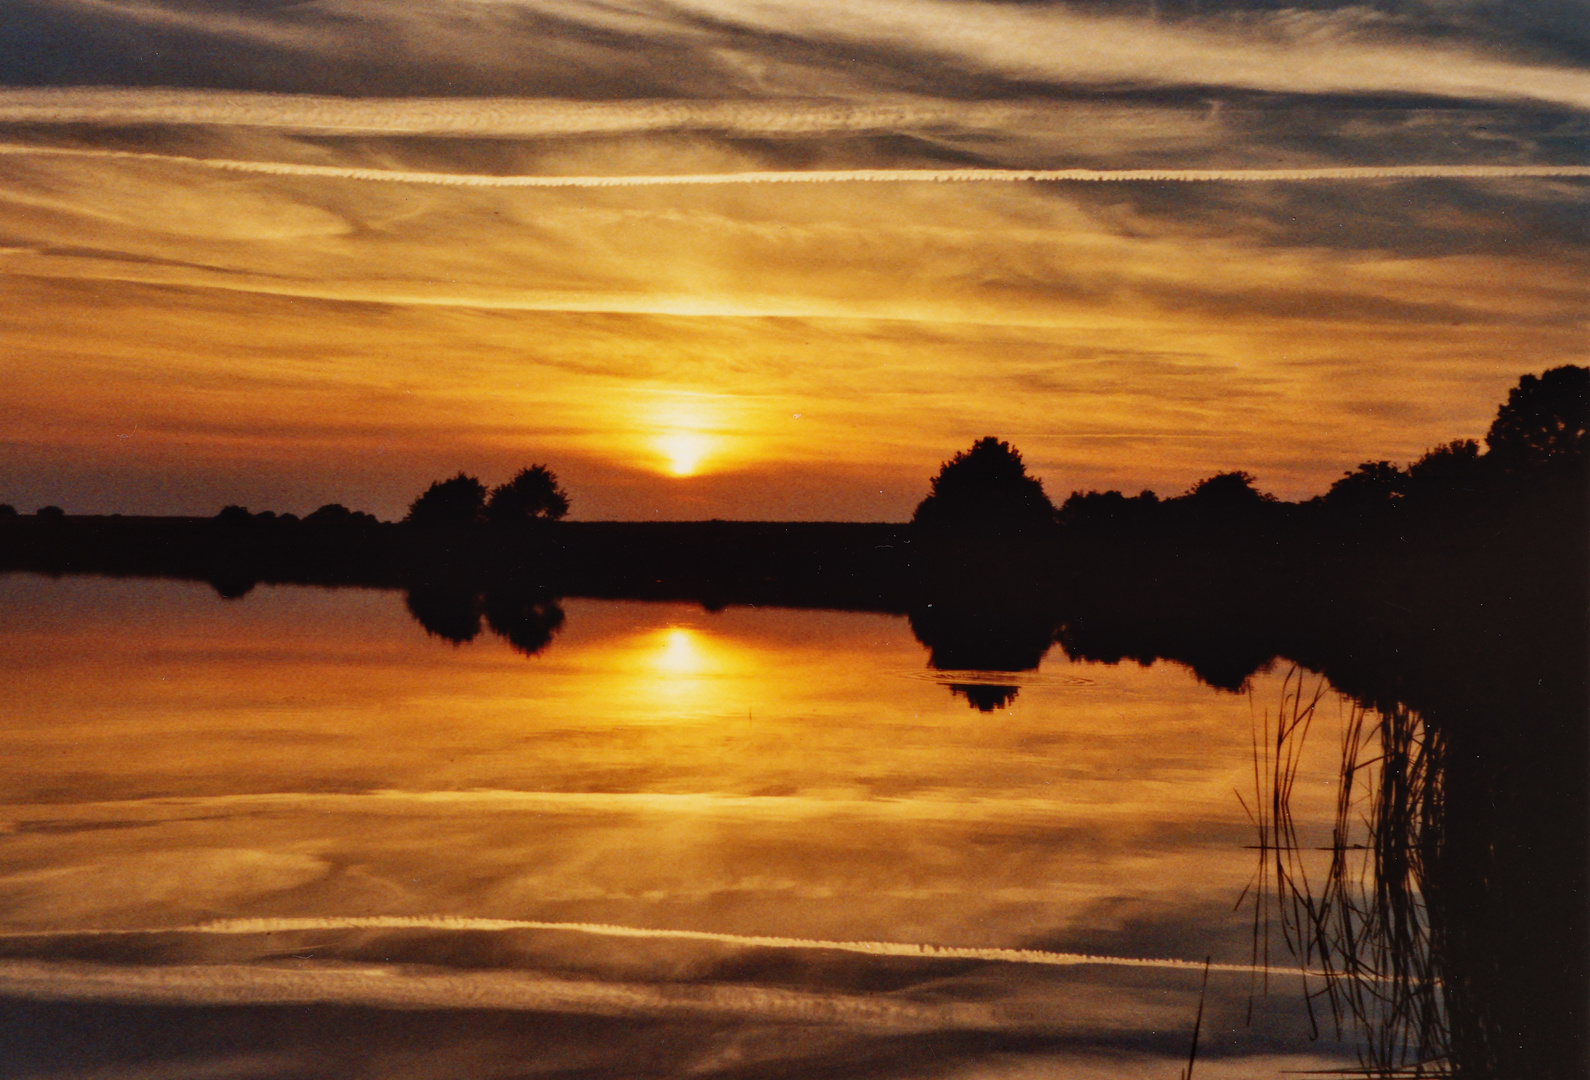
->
[16,916,1266,974]
[0,958,1016,1028]
[0,144,1585,187]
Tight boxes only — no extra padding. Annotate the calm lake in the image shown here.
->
[0,574,1392,1078]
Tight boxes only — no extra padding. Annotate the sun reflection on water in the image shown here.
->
[652,626,707,674]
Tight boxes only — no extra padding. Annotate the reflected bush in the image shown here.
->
[404,586,482,644]
[481,590,566,657]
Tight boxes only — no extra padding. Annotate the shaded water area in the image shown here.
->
[0,572,1582,1079]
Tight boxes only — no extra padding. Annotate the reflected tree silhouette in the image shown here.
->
[404,586,482,644]
[908,599,1056,711]
[949,684,1021,712]
[403,584,565,656]
[482,589,566,657]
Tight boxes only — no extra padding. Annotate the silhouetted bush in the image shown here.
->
[912,437,1056,534]
[1177,470,1276,514]
[0,504,16,517]
[215,504,253,525]
[1055,489,1160,532]
[405,473,487,526]
[486,465,569,526]
[1406,439,1483,496]
[35,505,64,519]
[305,503,380,528]
[1324,460,1407,513]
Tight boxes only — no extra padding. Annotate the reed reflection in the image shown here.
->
[1250,653,1585,1080]
[1246,672,1447,1077]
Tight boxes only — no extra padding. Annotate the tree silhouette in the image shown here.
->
[487,465,570,526]
[912,437,1055,533]
[405,473,487,526]
[1407,439,1482,488]
[1403,439,1484,507]
[305,502,380,528]
[1485,365,1588,475]
[1180,470,1275,511]
[1325,461,1407,511]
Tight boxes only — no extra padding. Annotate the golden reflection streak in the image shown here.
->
[590,624,757,718]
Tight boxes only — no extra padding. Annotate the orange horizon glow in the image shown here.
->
[0,80,1582,521]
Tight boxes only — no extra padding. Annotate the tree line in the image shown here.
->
[2,367,1579,532]
[912,364,1587,536]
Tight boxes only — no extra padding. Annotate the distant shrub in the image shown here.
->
[1325,461,1407,511]
[0,504,16,517]
[35,505,64,519]
[486,465,570,526]
[306,503,381,528]
[1056,489,1159,531]
[406,473,487,526]
[1181,471,1276,510]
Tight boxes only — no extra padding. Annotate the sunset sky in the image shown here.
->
[1,0,1585,520]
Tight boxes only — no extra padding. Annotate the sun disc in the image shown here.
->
[656,433,712,476]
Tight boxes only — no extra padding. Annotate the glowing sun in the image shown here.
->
[656,433,713,477]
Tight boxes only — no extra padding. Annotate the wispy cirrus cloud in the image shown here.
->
[661,0,1590,108]
[1,2,1584,518]
[9,0,1590,107]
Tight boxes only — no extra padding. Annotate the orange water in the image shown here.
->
[0,574,1356,1078]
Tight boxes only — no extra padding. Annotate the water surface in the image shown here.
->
[0,575,1360,1078]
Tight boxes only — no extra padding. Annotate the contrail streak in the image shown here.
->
[9,916,1269,975]
[0,90,1035,137]
[1,143,1585,187]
